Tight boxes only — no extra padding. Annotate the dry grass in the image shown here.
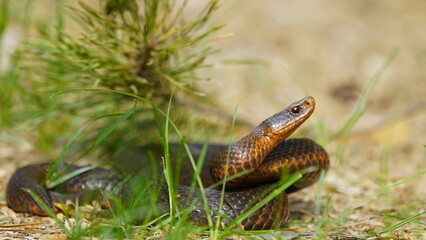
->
[1,0,425,239]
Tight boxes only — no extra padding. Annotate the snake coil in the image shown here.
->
[6,96,329,230]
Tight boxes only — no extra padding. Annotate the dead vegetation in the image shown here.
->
[1,0,425,239]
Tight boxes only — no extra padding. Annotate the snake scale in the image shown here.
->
[6,96,329,230]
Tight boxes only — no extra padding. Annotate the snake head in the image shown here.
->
[261,96,315,140]
[210,96,317,188]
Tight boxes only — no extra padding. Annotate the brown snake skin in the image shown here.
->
[6,96,329,230]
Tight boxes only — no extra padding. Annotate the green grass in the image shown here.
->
[1,0,425,239]
[25,105,308,239]
[280,48,426,239]
[1,0,229,150]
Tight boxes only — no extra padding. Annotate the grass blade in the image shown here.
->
[76,101,137,160]
[333,49,398,139]
[46,165,96,189]
[50,88,150,105]
[0,0,9,46]
[315,195,332,238]
[314,170,327,215]
[161,94,179,221]
[213,106,238,238]
[223,172,302,232]
[24,189,73,238]
[42,112,127,186]
[374,211,426,236]
[44,99,136,188]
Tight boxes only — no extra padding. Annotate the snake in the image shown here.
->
[6,96,329,230]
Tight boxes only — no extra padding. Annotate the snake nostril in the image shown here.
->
[304,97,315,108]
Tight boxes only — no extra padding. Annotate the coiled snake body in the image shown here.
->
[6,96,329,230]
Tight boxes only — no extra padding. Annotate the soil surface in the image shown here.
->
[1,1,425,239]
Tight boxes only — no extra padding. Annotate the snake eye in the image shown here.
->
[291,106,301,114]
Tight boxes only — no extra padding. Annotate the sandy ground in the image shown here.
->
[1,1,425,239]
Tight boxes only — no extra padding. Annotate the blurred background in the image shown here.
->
[0,0,425,238]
